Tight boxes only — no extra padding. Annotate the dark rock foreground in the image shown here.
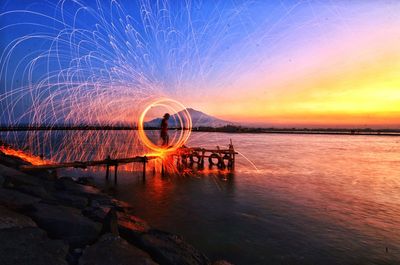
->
[0,151,227,265]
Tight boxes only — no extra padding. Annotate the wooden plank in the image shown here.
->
[20,155,158,171]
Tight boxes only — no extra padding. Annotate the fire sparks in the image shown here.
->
[0,145,49,166]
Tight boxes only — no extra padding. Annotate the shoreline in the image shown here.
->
[0,151,229,265]
[1,126,399,137]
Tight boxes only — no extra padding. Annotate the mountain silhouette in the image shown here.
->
[144,108,233,128]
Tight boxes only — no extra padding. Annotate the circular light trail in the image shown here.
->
[138,98,192,153]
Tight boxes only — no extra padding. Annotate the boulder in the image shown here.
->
[0,152,29,168]
[90,195,114,208]
[28,202,101,247]
[102,208,119,235]
[0,164,43,187]
[0,205,36,229]
[212,261,233,265]
[79,233,158,265]
[55,177,101,196]
[0,187,40,210]
[0,227,68,265]
[14,184,53,200]
[138,229,210,265]
[76,176,96,186]
[111,198,133,212]
[117,211,150,243]
[82,206,112,222]
[53,191,88,209]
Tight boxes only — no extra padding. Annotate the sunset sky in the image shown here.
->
[1,1,400,128]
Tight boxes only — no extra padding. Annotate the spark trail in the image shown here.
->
[0,0,287,164]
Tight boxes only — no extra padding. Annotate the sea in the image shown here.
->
[2,131,400,265]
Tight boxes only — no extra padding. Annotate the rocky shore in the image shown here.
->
[0,151,230,265]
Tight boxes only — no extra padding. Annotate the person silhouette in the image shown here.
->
[160,113,170,147]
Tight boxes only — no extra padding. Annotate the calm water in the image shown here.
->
[114,133,400,265]
[3,132,400,264]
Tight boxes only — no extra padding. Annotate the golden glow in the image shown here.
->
[0,146,49,165]
[138,98,192,153]
[201,50,400,127]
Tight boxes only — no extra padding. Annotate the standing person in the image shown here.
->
[160,113,170,147]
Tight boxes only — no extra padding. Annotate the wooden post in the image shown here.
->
[105,155,111,181]
[114,164,118,185]
[200,149,205,169]
[142,157,147,181]
[232,150,235,170]
[106,164,110,180]
[229,140,235,170]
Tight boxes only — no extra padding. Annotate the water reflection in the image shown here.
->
[11,132,400,265]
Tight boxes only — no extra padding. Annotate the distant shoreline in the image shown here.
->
[0,125,399,136]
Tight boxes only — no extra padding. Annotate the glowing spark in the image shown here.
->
[0,146,49,165]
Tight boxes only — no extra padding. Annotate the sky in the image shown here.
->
[0,0,400,128]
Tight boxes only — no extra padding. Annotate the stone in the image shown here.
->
[83,206,119,236]
[28,202,102,247]
[102,208,119,236]
[0,205,36,229]
[0,187,40,210]
[0,227,68,265]
[14,184,53,200]
[89,194,115,208]
[76,176,96,186]
[212,261,234,265]
[79,233,158,265]
[111,198,133,212]
[0,152,29,168]
[55,177,101,196]
[138,229,210,265]
[117,211,150,243]
[53,191,88,209]
[82,206,112,222]
[0,164,43,187]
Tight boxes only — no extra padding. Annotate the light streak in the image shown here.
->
[0,145,48,165]
[138,98,192,154]
[0,0,278,174]
[0,0,264,164]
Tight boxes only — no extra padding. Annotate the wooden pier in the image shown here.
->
[20,155,158,184]
[18,141,237,183]
[173,140,238,171]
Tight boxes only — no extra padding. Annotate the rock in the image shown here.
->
[55,177,101,196]
[54,177,75,190]
[117,211,150,243]
[0,174,4,187]
[66,247,84,265]
[29,202,102,247]
[0,187,40,210]
[53,191,88,209]
[14,184,53,200]
[0,205,37,229]
[0,152,29,168]
[79,233,158,265]
[111,198,133,212]
[0,164,43,187]
[102,208,119,236]
[83,206,119,236]
[76,176,96,186]
[0,227,68,265]
[212,261,233,265]
[138,229,210,265]
[82,206,112,222]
